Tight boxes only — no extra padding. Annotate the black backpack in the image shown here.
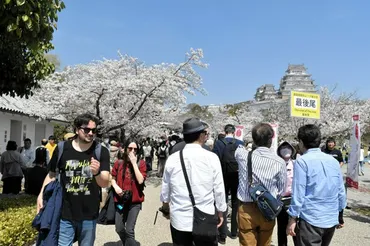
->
[35,147,48,167]
[158,145,168,159]
[221,138,239,173]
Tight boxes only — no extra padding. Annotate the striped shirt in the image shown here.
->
[235,146,287,202]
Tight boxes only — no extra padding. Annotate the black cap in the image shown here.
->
[182,118,205,135]
[224,124,236,133]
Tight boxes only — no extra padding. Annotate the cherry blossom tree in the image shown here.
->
[260,86,370,141]
[26,48,207,139]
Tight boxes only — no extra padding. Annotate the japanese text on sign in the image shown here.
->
[290,91,320,119]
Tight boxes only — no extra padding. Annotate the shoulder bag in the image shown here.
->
[247,151,283,221]
[179,150,218,241]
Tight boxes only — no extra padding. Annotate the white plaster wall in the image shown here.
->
[0,112,58,152]
[0,112,11,153]
[45,123,54,140]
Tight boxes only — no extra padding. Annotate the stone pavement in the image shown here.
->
[91,165,370,246]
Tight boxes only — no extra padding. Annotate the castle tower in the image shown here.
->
[278,64,316,99]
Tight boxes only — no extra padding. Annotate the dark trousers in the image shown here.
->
[219,172,239,239]
[22,167,32,190]
[145,157,152,171]
[296,219,335,246]
[170,224,217,246]
[2,177,22,194]
[277,208,297,246]
[115,203,141,246]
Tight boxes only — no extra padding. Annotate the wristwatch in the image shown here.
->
[93,170,101,177]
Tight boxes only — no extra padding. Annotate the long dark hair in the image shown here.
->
[117,140,137,165]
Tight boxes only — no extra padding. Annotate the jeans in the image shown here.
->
[170,224,217,246]
[58,219,97,246]
[219,172,239,239]
[115,203,142,245]
[359,161,364,175]
[145,157,152,171]
[157,158,166,177]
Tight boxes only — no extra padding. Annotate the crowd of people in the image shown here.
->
[0,136,55,195]
[159,120,347,246]
[0,112,355,246]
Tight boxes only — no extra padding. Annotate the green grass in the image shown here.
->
[353,207,370,217]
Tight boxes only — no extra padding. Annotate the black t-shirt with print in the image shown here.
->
[323,148,344,163]
[48,141,110,221]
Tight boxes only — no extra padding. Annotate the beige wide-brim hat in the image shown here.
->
[110,140,118,146]
[64,133,76,141]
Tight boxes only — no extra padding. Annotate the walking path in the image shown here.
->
[93,164,370,246]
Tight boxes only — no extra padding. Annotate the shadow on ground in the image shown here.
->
[103,241,141,246]
[345,211,370,224]
[103,241,121,246]
[146,175,163,188]
[157,243,173,246]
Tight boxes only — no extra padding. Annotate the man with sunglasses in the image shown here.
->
[37,113,110,246]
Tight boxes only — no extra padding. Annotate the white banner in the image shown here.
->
[270,123,279,154]
[234,125,245,141]
[347,115,360,189]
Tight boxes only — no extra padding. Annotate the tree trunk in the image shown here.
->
[119,127,126,144]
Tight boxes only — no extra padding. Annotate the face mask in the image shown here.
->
[280,147,292,158]
[104,139,109,144]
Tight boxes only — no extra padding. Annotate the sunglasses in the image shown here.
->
[79,127,97,134]
[128,147,137,151]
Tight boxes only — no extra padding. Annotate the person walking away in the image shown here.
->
[19,138,35,190]
[26,147,48,196]
[213,124,244,244]
[35,139,51,166]
[160,118,226,246]
[235,123,287,246]
[0,140,26,194]
[37,113,111,246]
[156,140,169,178]
[276,142,297,246]
[142,141,153,171]
[287,124,346,246]
[111,141,147,245]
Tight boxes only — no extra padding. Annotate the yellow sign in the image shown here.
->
[290,91,320,119]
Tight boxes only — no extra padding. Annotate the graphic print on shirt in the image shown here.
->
[64,159,93,195]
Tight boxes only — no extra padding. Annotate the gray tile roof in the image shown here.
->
[0,95,67,122]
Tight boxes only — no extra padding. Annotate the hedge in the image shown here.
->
[0,195,37,246]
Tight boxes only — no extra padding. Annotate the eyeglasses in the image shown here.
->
[128,147,137,151]
[79,127,97,134]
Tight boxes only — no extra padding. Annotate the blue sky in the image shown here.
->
[52,0,370,105]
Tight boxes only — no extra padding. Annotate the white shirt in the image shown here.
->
[360,149,364,161]
[20,147,35,168]
[160,143,227,232]
[143,146,152,157]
